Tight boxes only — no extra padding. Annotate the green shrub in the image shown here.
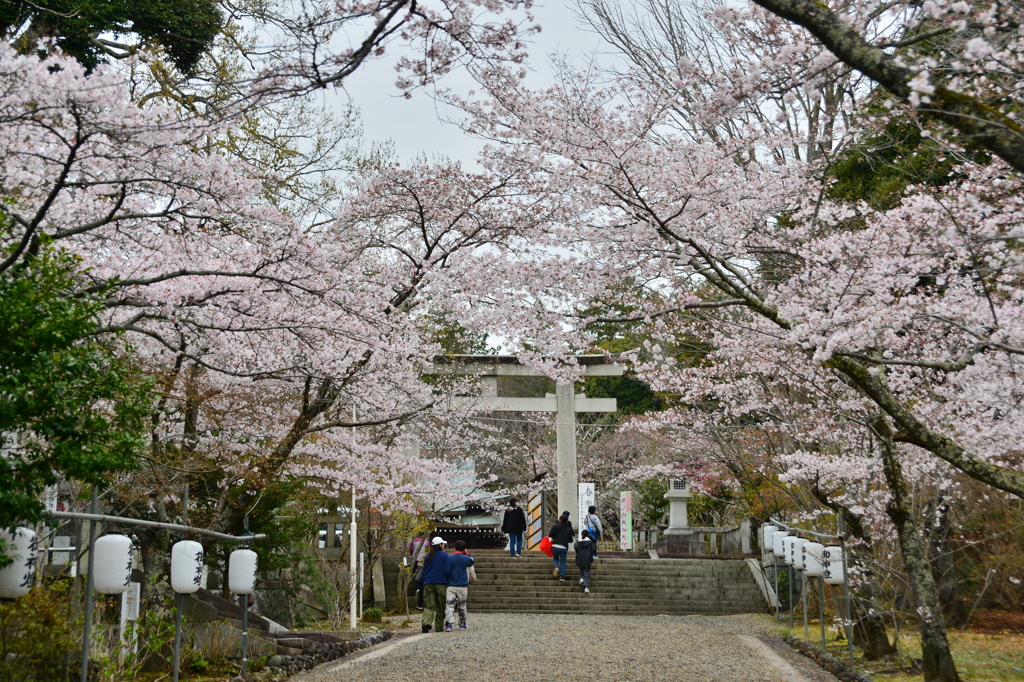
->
[0,581,79,682]
[361,607,384,623]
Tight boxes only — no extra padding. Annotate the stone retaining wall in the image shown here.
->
[247,630,391,681]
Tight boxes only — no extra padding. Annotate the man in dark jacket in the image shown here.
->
[575,529,596,593]
[547,512,574,581]
[501,498,528,558]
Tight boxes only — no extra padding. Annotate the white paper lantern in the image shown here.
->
[0,528,38,599]
[791,537,807,570]
[761,524,778,552]
[228,548,257,595]
[803,542,824,577]
[772,530,788,557]
[170,540,205,594]
[782,535,798,566]
[822,545,845,585]
[93,534,133,594]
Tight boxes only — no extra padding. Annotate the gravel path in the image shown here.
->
[288,613,839,682]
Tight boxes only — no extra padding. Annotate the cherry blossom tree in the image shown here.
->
[439,1,1024,671]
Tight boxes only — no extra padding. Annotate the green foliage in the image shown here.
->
[422,310,490,355]
[0,246,151,531]
[0,581,79,682]
[361,606,384,622]
[634,478,669,527]
[687,488,737,526]
[827,107,988,211]
[583,375,663,415]
[196,479,311,577]
[0,0,223,73]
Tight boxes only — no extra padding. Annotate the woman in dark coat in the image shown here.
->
[547,512,575,581]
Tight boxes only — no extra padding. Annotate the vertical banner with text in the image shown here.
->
[620,491,633,550]
[578,483,595,540]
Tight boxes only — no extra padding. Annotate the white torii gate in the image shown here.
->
[433,355,624,532]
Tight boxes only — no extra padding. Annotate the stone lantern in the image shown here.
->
[663,479,693,535]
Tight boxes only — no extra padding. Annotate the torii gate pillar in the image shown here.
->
[555,381,578,529]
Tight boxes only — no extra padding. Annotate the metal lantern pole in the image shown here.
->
[788,558,794,625]
[818,578,826,649]
[358,552,365,616]
[839,516,855,664]
[773,553,780,621]
[80,486,99,682]
[172,484,188,682]
[802,569,809,638]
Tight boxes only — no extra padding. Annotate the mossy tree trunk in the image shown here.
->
[874,416,960,682]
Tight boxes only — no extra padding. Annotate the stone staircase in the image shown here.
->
[469,550,769,616]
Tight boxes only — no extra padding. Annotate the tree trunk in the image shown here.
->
[925,497,964,624]
[851,583,897,659]
[811,481,895,659]
[875,416,960,682]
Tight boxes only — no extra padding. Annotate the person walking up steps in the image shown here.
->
[420,537,450,633]
[501,498,527,558]
[548,512,574,582]
[575,529,596,593]
[444,540,475,631]
[583,505,603,559]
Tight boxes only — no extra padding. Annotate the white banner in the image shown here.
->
[620,491,633,550]
[578,483,595,539]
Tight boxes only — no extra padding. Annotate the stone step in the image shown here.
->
[470,593,762,603]
[474,582,762,589]
[471,561,753,573]
[458,556,769,616]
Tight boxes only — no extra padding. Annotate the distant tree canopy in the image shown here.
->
[0,0,223,72]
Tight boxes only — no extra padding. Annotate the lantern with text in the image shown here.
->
[822,546,845,585]
[790,537,807,570]
[802,543,824,577]
[93,534,133,594]
[228,548,257,594]
[761,524,778,553]
[0,528,38,598]
[771,530,788,557]
[782,535,798,566]
[171,540,205,594]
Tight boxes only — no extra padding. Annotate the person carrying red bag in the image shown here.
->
[547,512,575,582]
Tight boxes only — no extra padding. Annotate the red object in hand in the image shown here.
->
[539,536,553,557]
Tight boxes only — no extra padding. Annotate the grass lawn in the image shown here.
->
[782,610,1024,682]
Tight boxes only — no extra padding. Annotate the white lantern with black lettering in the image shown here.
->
[782,535,798,566]
[772,530,788,557]
[0,528,38,599]
[822,545,845,585]
[93,534,133,594]
[761,524,778,553]
[170,540,205,594]
[803,542,824,577]
[791,537,807,570]
[228,548,257,595]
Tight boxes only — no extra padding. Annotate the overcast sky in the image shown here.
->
[335,2,609,168]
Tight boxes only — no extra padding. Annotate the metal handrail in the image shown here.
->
[49,511,266,542]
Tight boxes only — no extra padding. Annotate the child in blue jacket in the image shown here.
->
[444,540,475,631]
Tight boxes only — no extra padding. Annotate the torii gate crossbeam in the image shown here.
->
[430,355,624,533]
